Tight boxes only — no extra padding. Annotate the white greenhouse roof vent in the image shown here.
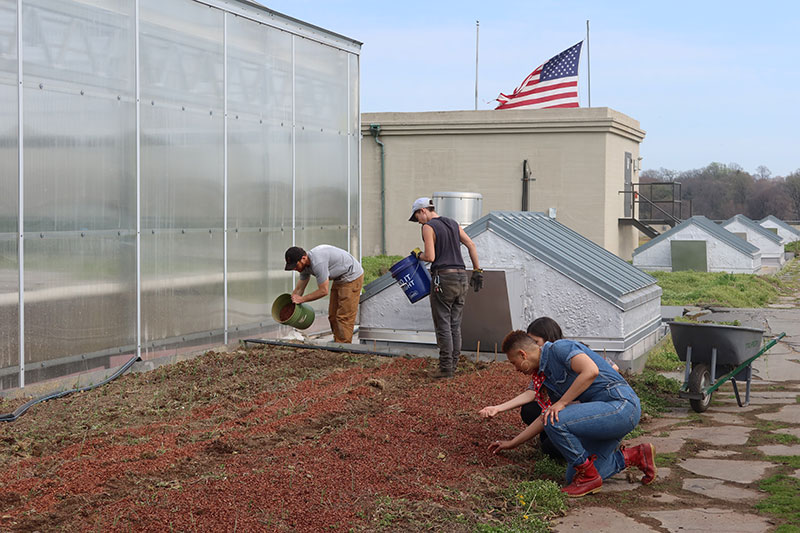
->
[634,215,760,258]
[466,211,658,310]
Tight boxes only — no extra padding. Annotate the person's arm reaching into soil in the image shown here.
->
[479,390,535,418]
[488,415,545,454]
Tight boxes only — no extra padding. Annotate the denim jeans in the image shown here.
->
[429,270,468,371]
[542,382,640,482]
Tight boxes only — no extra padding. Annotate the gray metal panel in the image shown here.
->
[634,215,759,257]
[670,240,708,272]
[461,270,512,351]
[723,214,783,244]
[759,215,800,237]
[465,211,658,309]
[360,271,396,303]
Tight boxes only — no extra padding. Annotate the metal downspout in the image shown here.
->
[369,124,386,255]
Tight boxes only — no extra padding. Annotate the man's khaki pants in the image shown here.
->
[328,274,363,343]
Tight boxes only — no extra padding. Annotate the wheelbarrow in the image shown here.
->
[668,321,786,413]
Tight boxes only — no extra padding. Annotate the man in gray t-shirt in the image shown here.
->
[284,245,364,343]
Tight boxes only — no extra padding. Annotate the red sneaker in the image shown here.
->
[621,443,657,485]
[561,455,602,498]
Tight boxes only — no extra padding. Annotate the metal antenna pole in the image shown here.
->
[586,20,591,107]
[475,20,479,110]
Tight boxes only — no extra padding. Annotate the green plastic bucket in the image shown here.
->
[271,293,315,330]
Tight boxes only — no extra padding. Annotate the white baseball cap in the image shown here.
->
[408,197,433,222]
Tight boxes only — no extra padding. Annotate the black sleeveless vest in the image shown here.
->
[427,217,466,272]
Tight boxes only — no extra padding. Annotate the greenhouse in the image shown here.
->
[0,0,361,389]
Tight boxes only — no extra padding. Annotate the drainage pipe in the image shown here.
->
[242,338,404,359]
[368,123,386,255]
[1,354,141,422]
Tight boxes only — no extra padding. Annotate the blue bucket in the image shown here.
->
[389,254,431,303]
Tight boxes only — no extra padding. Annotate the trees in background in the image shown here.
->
[640,163,800,221]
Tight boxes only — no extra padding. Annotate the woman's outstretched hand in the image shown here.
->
[488,439,515,454]
[479,406,500,418]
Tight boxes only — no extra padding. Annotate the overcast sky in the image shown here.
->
[260,1,800,177]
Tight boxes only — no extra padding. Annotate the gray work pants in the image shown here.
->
[429,270,469,371]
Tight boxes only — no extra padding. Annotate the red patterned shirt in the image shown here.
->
[527,372,552,410]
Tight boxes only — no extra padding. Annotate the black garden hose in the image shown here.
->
[0,354,141,423]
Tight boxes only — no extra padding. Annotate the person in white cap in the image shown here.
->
[409,197,482,378]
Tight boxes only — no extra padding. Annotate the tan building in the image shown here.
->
[361,107,646,260]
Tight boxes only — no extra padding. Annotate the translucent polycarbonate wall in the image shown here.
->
[0,0,18,386]
[0,0,360,388]
[226,14,293,327]
[21,0,137,384]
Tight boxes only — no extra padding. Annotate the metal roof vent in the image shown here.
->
[432,192,482,226]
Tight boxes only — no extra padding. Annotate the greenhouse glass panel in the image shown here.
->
[22,90,136,232]
[0,240,17,382]
[22,234,136,381]
[140,230,224,341]
[0,0,18,381]
[139,0,224,344]
[20,0,135,379]
[295,127,348,231]
[295,37,348,132]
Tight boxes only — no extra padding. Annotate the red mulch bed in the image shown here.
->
[0,346,538,532]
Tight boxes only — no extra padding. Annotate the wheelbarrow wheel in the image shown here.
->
[689,363,712,413]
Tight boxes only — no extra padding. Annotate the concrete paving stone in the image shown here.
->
[774,427,800,438]
[752,354,800,382]
[756,404,800,424]
[678,458,775,484]
[553,507,658,533]
[696,449,738,458]
[681,478,765,502]
[700,412,749,425]
[643,507,773,532]
[756,444,800,456]
[667,425,753,446]
[791,469,800,480]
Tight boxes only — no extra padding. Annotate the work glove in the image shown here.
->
[411,247,422,259]
[470,269,484,292]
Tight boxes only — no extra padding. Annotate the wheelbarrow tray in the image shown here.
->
[668,321,764,366]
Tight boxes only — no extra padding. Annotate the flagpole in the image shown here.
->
[586,20,591,107]
[475,20,479,110]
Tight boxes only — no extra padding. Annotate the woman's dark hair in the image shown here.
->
[526,317,563,343]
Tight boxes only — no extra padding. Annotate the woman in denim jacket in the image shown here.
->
[479,330,656,497]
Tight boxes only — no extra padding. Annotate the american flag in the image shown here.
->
[495,41,583,110]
